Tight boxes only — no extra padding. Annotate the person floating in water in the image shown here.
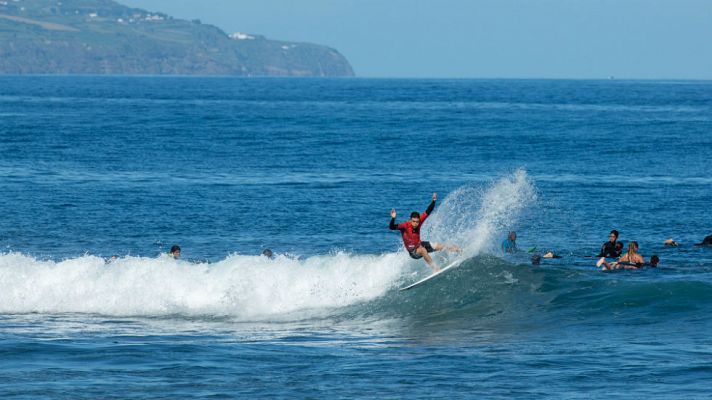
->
[502,231,517,253]
[543,251,561,259]
[169,245,181,259]
[695,234,712,247]
[598,230,621,258]
[614,242,624,256]
[648,255,660,268]
[389,192,461,272]
[598,240,644,270]
[618,241,645,269]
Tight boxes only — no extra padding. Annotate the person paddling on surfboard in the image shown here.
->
[389,192,461,272]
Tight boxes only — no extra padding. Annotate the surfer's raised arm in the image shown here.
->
[424,192,437,216]
[389,209,399,230]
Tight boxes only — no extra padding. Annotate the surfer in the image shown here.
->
[618,241,645,269]
[389,192,460,272]
[695,234,712,247]
[648,255,660,268]
[169,245,181,259]
[597,230,621,258]
[501,231,517,253]
[543,250,561,259]
[599,241,644,270]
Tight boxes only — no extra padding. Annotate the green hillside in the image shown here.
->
[0,0,355,76]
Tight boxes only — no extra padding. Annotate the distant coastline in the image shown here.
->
[0,0,354,77]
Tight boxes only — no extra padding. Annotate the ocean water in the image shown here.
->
[1,77,711,398]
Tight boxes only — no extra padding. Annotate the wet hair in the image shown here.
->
[628,241,638,254]
[610,230,619,238]
[615,242,623,250]
[650,255,660,266]
[410,212,420,219]
[170,245,181,253]
[531,255,541,265]
[262,249,274,258]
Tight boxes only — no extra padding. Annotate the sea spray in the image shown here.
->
[425,169,537,257]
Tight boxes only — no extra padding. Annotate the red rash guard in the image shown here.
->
[390,201,435,251]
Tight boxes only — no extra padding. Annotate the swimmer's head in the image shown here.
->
[508,231,517,241]
[531,255,541,265]
[628,241,639,253]
[609,230,619,242]
[170,245,181,258]
[650,255,660,267]
[262,249,274,259]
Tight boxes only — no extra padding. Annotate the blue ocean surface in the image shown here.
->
[1,77,712,398]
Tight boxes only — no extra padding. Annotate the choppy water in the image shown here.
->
[1,77,712,398]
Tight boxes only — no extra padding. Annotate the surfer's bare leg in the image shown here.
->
[597,257,616,271]
[596,257,606,268]
[431,242,462,253]
[416,246,440,272]
[447,244,462,253]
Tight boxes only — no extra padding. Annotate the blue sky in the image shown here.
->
[121,0,712,79]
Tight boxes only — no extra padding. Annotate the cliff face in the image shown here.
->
[0,0,355,76]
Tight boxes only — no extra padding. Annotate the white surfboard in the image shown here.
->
[399,259,464,291]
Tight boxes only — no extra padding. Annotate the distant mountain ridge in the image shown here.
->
[0,0,355,76]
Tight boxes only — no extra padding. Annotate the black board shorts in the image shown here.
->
[408,241,435,259]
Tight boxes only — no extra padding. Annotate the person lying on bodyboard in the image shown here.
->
[389,192,461,272]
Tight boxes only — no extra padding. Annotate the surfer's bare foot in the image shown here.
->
[448,245,462,253]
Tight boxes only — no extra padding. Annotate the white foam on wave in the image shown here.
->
[0,252,406,319]
[0,170,537,319]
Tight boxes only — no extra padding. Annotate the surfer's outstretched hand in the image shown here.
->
[390,209,396,219]
[432,192,437,201]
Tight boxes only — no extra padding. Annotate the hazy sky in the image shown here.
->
[121,0,712,79]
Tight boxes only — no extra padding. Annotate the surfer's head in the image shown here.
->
[508,231,517,241]
[169,245,181,259]
[650,255,660,267]
[409,212,421,227]
[609,230,619,242]
[627,241,639,255]
[262,248,274,259]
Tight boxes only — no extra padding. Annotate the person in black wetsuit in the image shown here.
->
[598,230,621,258]
[695,235,712,247]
